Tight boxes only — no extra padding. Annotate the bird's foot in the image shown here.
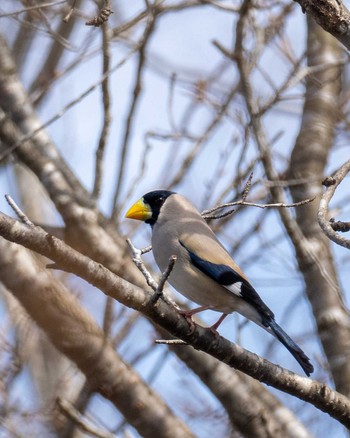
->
[209,325,220,338]
[178,305,212,334]
[209,313,228,338]
[178,310,197,333]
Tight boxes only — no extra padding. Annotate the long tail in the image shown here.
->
[267,318,314,376]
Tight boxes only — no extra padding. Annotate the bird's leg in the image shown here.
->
[178,305,213,333]
[209,313,228,337]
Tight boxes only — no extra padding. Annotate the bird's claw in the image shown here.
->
[209,325,220,339]
[178,309,197,333]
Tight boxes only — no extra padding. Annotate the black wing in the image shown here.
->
[180,240,274,320]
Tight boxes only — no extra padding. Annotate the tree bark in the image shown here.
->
[288,18,350,396]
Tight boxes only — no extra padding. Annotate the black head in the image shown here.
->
[143,190,175,226]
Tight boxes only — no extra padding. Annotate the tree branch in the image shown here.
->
[318,159,350,249]
[293,0,350,50]
[0,235,194,438]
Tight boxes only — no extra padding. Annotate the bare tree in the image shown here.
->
[0,1,349,437]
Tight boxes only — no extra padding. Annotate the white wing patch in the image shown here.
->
[224,281,243,297]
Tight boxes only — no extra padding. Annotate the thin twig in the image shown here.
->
[126,239,180,309]
[0,44,140,163]
[241,172,253,202]
[318,159,350,249]
[93,22,112,199]
[204,209,236,221]
[118,137,152,214]
[57,398,116,438]
[86,0,114,27]
[5,195,34,227]
[165,83,239,190]
[111,6,157,219]
[126,239,158,291]
[63,0,78,23]
[152,255,177,303]
[0,1,66,19]
[202,197,315,219]
[155,339,187,345]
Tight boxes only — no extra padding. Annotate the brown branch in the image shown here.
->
[57,398,115,438]
[293,0,350,50]
[86,0,113,27]
[0,235,194,438]
[234,1,350,398]
[201,197,315,219]
[0,213,350,428]
[288,16,350,397]
[318,159,350,249]
[330,219,350,233]
[63,0,78,23]
[157,328,315,438]
[165,83,239,190]
[5,194,34,227]
[0,1,66,19]
[28,0,82,102]
[92,22,112,199]
[111,6,157,219]
[126,239,180,309]
[152,255,177,303]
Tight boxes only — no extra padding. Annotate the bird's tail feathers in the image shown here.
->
[266,318,314,376]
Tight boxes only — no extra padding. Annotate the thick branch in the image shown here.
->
[293,0,350,50]
[0,236,194,438]
[289,18,350,396]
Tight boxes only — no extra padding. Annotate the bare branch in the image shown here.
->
[0,37,139,164]
[293,0,350,50]
[152,255,177,303]
[111,6,157,218]
[165,84,239,190]
[93,22,112,199]
[5,194,34,227]
[318,159,350,249]
[241,172,253,202]
[0,234,194,438]
[202,197,315,219]
[155,339,187,345]
[126,239,180,309]
[63,0,78,23]
[329,219,350,233]
[57,398,115,438]
[126,238,158,291]
[86,0,114,27]
[287,15,350,396]
[0,1,66,19]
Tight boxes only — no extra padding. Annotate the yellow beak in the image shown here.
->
[125,198,152,221]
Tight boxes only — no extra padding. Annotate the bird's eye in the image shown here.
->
[155,197,164,206]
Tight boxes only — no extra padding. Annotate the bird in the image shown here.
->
[125,190,314,376]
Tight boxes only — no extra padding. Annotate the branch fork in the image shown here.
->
[126,238,179,308]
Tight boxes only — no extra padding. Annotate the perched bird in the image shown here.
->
[125,190,314,376]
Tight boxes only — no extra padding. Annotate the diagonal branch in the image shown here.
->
[293,0,350,50]
[0,235,194,438]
